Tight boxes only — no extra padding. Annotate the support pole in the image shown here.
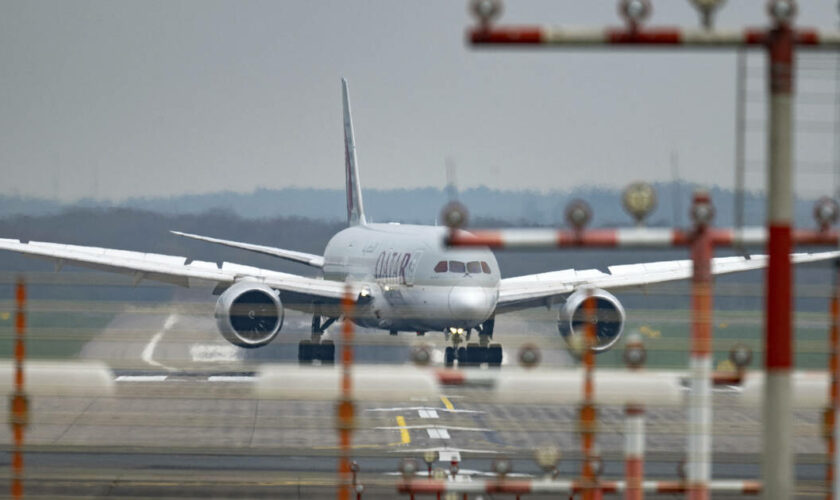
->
[735,49,747,252]
[581,292,602,500]
[338,285,356,500]
[829,260,840,500]
[625,404,645,500]
[688,192,714,500]
[10,278,27,499]
[763,17,795,500]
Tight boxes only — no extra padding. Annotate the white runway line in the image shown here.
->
[115,375,168,382]
[207,375,253,382]
[427,428,450,439]
[438,450,461,462]
[141,314,178,371]
[418,409,439,419]
[190,344,241,363]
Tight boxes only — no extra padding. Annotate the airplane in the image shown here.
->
[1,78,839,367]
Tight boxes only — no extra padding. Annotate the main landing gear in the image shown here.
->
[298,315,337,364]
[444,318,502,369]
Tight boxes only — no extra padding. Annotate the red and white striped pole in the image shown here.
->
[397,479,761,495]
[763,7,796,499]
[10,278,27,499]
[828,260,840,500]
[688,191,714,500]
[581,292,602,500]
[445,226,840,250]
[624,404,645,500]
[338,285,356,500]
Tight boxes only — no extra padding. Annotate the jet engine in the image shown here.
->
[215,281,284,348]
[558,288,626,353]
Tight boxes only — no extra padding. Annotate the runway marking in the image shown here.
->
[396,447,494,460]
[418,409,439,419]
[427,428,450,439]
[115,375,168,382]
[440,396,455,410]
[396,416,411,444]
[190,344,241,363]
[207,375,253,382]
[378,424,489,432]
[367,406,483,414]
[141,314,178,371]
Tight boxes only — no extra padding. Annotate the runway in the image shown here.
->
[0,294,832,498]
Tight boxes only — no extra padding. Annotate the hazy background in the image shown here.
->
[1,1,838,310]
[1,0,839,206]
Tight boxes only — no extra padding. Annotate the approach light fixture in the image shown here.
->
[690,0,726,29]
[690,191,715,227]
[470,0,503,26]
[623,332,647,369]
[491,458,513,477]
[588,450,604,477]
[767,0,797,24]
[399,458,418,480]
[411,344,432,366]
[814,197,839,230]
[619,0,652,28]
[729,343,753,369]
[534,446,561,475]
[423,450,439,467]
[518,344,541,368]
[442,201,469,230]
[449,461,460,479]
[565,199,593,231]
[622,182,657,225]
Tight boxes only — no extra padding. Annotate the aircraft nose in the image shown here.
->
[448,286,495,322]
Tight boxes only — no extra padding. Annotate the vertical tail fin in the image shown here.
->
[342,78,366,226]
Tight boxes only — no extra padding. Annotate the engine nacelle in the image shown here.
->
[558,288,626,353]
[215,281,284,348]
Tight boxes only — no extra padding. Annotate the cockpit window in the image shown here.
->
[481,261,491,274]
[467,261,481,274]
[448,261,465,273]
[434,261,448,273]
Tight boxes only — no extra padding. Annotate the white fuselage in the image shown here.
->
[322,223,499,332]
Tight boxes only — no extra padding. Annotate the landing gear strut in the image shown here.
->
[445,318,502,368]
[299,315,337,364]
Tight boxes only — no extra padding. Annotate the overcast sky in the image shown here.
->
[1,1,839,202]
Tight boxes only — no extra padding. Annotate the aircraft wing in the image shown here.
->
[496,251,840,313]
[0,238,348,304]
[170,230,324,268]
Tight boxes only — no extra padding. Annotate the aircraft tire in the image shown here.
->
[456,346,467,367]
[298,340,314,364]
[319,340,335,364]
[487,344,503,367]
[444,347,455,367]
[466,343,484,366]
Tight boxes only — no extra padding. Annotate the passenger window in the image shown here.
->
[467,261,481,274]
[449,261,465,273]
[481,261,491,274]
[434,261,447,273]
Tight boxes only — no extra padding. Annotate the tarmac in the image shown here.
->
[0,289,832,498]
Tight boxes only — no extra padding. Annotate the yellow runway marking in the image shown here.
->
[396,415,411,444]
[440,396,454,410]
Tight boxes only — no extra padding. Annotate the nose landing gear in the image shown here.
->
[299,315,337,364]
[444,318,502,368]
